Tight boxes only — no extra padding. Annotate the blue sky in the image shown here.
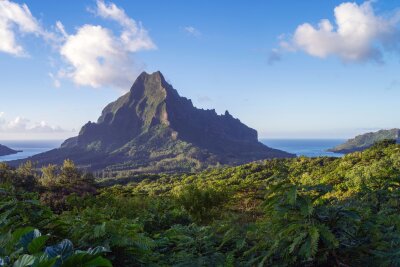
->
[0,0,400,140]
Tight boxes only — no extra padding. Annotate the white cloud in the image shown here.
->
[0,113,67,133]
[0,0,51,56]
[0,112,5,129]
[6,116,30,131]
[95,0,155,52]
[58,0,156,89]
[279,1,400,63]
[30,120,65,133]
[59,25,134,88]
[55,20,68,38]
[183,26,201,38]
[0,1,155,90]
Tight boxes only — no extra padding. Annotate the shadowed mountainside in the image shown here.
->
[11,71,294,173]
[0,144,20,157]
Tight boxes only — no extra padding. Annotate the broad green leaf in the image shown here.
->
[28,236,50,254]
[31,254,57,267]
[13,254,36,267]
[12,227,35,246]
[44,239,73,263]
[19,229,42,251]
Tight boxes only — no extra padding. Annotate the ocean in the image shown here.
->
[0,139,345,162]
[261,139,345,157]
[0,140,63,162]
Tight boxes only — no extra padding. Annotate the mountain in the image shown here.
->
[12,71,294,173]
[0,144,20,157]
[328,129,400,154]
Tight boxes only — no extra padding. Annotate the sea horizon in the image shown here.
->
[0,140,63,162]
[0,138,346,162]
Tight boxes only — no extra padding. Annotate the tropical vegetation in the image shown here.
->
[1,140,400,266]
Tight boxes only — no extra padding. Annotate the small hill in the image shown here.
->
[328,128,400,154]
[0,144,20,157]
[12,71,294,173]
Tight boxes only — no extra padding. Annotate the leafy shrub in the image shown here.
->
[173,184,229,224]
[1,143,400,266]
[0,227,111,267]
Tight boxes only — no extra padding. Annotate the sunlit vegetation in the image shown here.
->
[1,140,400,266]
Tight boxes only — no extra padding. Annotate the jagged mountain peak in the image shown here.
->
[134,70,166,84]
[130,71,168,96]
[15,71,294,173]
[97,71,183,126]
[128,71,183,104]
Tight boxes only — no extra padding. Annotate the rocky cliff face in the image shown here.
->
[15,71,294,172]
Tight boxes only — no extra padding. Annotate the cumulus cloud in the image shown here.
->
[183,26,201,38]
[95,0,155,51]
[0,113,67,133]
[59,24,134,88]
[278,1,400,63]
[58,0,156,89]
[0,0,52,56]
[0,0,155,90]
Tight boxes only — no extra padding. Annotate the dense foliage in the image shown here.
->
[1,140,400,266]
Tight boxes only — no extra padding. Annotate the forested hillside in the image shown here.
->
[329,129,400,153]
[1,140,400,266]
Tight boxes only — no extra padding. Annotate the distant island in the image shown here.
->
[328,128,400,154]
[0,144,21,157]
[12,71,294,173]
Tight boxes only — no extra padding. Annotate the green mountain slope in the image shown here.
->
[328,128,400,153]
[12,71,294,172]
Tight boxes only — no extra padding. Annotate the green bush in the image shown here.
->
[0,227,111,267]
[1,142,400,266]
[174,184,229,224]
